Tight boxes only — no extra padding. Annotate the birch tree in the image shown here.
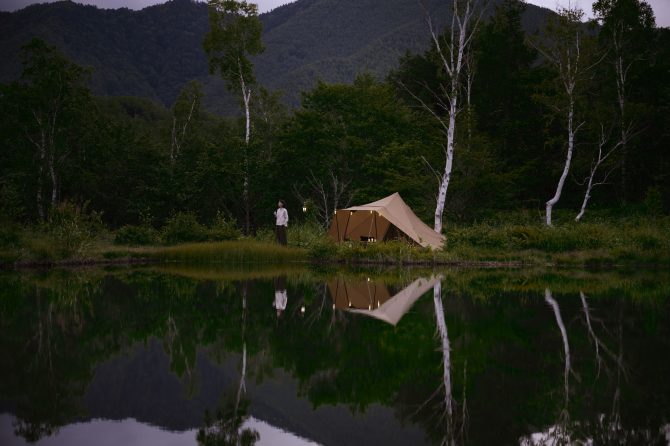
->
[7,39,90,220]
[415,0,486,233]
[170,81,202,165]
[532,8,597,226]
[203,0,264,234]
[575,125,625,221]
[293,170,353,228]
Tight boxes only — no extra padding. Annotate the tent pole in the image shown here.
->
[343,211,352,242]
[374,211,378,242]
[335,211,341,241]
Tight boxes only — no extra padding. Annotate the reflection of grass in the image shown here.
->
[151,263,310,282]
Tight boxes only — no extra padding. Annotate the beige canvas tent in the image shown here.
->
[328,193,445,250]
[327,276,439,326]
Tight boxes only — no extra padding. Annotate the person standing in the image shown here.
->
[274,200,288,245]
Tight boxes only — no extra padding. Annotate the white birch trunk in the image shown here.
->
[420,0,482,234]
[49,148,58,207]
[36,133,46,221]
[434,96,457,234]
[531,9,594,226]
[546,98,575,226]
[612,26,631,201]
[576,127,621,222]
[239,63,252,234]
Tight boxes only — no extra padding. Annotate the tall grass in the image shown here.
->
[137,239,307,264]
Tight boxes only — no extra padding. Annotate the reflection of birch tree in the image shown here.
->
[419,278,467,446]
[197,281,258,446]
[543,288,573,443]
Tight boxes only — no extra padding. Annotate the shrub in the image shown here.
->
[644,187,664,216]
[308,239,338,260]
[287,222,327,248]
[114,225,158,246]
[0,224,21,248]
[44,201,103,258]
[161,212,208,245]
[208,212,241,241]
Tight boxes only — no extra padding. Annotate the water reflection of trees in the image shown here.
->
[1,270,669,445]
[521,288,656,445]
[198,281,259,446]
[429,278,468,446]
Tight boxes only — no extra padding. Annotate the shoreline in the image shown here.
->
[2,249,668,271]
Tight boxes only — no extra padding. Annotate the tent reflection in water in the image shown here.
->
[328,276,439,326]
[328,192,445,250]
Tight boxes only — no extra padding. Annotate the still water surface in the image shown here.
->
[1,266,669,445]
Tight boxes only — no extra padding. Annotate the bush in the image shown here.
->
[0,224,21,248]
[114,225,158,246]
[44,201,103,258]
[287,222,327,248]
[208,212,241,241]
[161,212,208,245]
[308,239,338,260]
[644,187,664,216]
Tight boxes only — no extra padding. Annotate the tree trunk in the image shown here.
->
[49,150,58,208]
[36,153,45,221]
[434,94,457,233]
[615,52,629,204]
[546,97,576,226]
[239,68,252,235]
[422,0,479,235]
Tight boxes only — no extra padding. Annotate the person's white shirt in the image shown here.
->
[275,207,288,226]
[274,289,287,310]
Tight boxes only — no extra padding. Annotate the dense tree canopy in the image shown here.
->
[1,0,668,233]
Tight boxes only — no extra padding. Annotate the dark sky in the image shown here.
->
[2,0,669,26]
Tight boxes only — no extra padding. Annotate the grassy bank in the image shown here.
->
[2,212,669,269]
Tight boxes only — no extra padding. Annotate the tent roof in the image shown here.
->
[344,193,444,250]
[348,276,439,326]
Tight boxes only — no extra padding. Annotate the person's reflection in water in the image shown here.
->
[273,276,288,318]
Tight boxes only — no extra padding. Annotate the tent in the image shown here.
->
[327,276,439,326]
[328,192,445,250]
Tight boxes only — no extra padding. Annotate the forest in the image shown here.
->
[0,0,669,264]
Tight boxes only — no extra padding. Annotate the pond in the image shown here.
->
[0,265,669,445]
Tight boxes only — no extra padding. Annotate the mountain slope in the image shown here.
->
[0,0,554,113]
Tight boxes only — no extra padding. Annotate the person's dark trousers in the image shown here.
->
[276,225,287,245]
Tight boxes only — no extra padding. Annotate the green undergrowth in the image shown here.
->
[2,213,669,268]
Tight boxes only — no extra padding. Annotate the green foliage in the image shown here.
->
[208,212,242,241]
[114,225,159,246]
[43,201,103,259]
[445,218,670,255]
[0,224,21,249]
[643,186,664,216]
[203,0,264,89]
[0,179,25,222]
[286,222,326,248]
[161,212,209,245]
[0,1,668,244]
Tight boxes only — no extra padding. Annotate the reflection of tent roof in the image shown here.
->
[328,193,444,250]
[327,276,439,326]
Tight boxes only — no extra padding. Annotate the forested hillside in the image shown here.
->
[0,0,553,111]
